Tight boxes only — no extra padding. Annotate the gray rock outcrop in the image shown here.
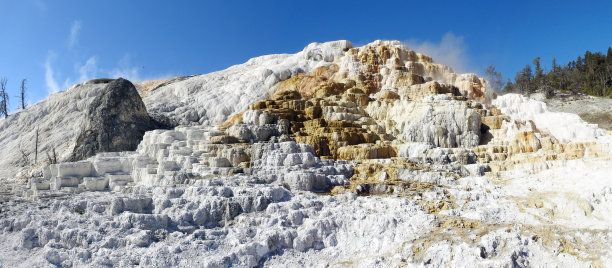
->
[71,78,156,161]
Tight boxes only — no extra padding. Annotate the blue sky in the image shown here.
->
[1,0,611,108]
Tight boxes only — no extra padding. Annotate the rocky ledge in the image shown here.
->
[0,40,611,267]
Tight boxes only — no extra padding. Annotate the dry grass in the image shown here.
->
[133,79,171,98]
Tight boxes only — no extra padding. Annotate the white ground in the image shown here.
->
[2,156,610,267]
[0,41,611,267]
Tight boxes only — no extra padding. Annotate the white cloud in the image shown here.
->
[44,52,60,94]
[44,54,99,94]
[43,52,173,95]
[61,78,74,92]
[78,56,98,82]
[109,67,141,81]
[403,32,471,73]
[56,56,100,89]
[108,54,142,81]
[68,20,82,48]
[108,55,174,82]
[33,0,47,12]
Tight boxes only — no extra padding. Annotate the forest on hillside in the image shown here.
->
[500,47,612,98]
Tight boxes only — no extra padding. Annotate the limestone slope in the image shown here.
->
[0,41,351,179]
[0,40,611,267]
[0,81,108,179]
[537,93,612,131]
[143,40,353,126]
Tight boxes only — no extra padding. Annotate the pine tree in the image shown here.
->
[515,64,533,94]
[503,79,514,92]
[532,57,544,89]
[551,57,559,72]
[510,48,612,98]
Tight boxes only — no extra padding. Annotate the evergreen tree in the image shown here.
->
[547,57,560,91]
[515,64,532,94]
[503,78,514,92]
[551,57,559,72]
[532,57,544,88]
[508,48,612,98]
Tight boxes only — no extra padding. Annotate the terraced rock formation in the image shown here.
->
[0,40,611,267]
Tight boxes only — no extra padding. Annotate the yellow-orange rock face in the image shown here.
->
[217,40,611,197]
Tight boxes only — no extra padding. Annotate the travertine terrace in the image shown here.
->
[0,40,611,267]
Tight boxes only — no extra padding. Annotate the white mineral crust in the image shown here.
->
[0,41,611,267]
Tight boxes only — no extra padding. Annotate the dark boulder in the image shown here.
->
[71,78,158,161]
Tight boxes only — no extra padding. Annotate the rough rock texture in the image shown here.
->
[0,81,109,179]
[493,94,609,143]
[467,93,612,174]
[335,40,488,103]
[366,94,482,148]
[71,78,156,161]
[143,41,353,126]
[0,41,352,180]
[1,40,612,267]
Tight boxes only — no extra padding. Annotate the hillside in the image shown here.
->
[530,92,612,131]
[0,40,611,267]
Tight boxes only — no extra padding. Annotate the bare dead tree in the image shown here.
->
[47,147,57,164]
[35,128,39,164]
[19,146,30,166]
[20,79,27,109]
[18,138,30,166]
[0,77,8,118]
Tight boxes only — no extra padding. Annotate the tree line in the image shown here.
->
[0,77,28,118]
[503,47,612,98]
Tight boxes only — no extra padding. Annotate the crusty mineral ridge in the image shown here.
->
[334,40,488,103]
[474,94,612,174]
[2,40,612,267]
[219,40,610,195]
